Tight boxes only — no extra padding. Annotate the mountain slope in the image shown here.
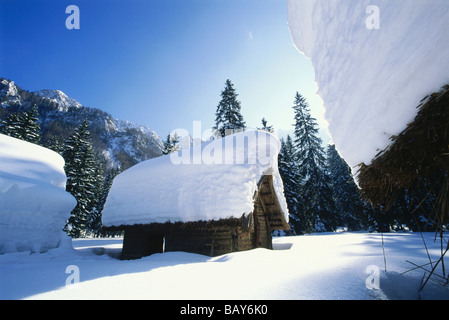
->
[0,78,163,171]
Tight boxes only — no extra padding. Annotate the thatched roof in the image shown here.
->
[357,85,449,224]
[287,0,449,171]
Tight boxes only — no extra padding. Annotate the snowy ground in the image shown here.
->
[1,232,448,300]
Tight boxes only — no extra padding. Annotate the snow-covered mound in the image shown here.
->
[0,134,76,254]
[287,0,449,169]
[102,130,288,227]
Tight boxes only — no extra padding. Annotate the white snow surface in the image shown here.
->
[1,232,448,300]
[287,0,449,170]
[102,130,288,227]
[0,134,76,254]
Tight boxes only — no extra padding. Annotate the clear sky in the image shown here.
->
[0,0,328,141]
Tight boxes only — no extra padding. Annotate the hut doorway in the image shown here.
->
[122,227,165,259]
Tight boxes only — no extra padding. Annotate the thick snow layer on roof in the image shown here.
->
[102,130,288,227]
[0,134,68,192]
[287,0,449,170]
[0,134,76,253]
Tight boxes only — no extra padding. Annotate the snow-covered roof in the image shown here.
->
[287,0,449,170]
[102,130,289,227]
[0,134,76,253]
[0,134,68,192]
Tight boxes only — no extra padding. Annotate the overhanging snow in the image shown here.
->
[287,0,449,170]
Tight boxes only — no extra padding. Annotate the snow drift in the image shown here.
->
[287,0,449,170]
[102,130,288,227]
[0,134,76,254]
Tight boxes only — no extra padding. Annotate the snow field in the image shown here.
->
[1,232,447,300]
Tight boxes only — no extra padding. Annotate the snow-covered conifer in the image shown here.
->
[258,117,274,133]
[326,144,369,230]
[278,135,301,233]
[63,119,98,237]
[213,79,246,138]
[1,106,41,144]
[162,132,180,155]
[292,92,336,233]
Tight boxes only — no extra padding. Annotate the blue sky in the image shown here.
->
[0,0,327,140]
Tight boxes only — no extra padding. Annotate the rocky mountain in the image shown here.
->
[0,78,163,172]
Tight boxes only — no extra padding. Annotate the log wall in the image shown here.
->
[165,223,255,257]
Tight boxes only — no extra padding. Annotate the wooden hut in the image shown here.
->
[102,131,290,259]
[110,175,288,259]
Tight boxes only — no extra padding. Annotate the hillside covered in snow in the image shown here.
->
[0,78,163,171]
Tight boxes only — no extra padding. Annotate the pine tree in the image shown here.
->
[1,112,22,139]
[292,92,336,233]
[19,105,41,144]
[1,106,41,144]
[85,165,105,237]
[258,117,274,133]
[278,135,301,233]
[326,144,369,230]
[45,134,65,154]
[213,79,246,138]
[63,120,98,238]
[162,132,180,155]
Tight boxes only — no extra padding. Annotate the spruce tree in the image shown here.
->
[258,117,274,133]
[162,132,180,155]
[85,165,105,236]
[1,106,41,144]
[213,79,246,138]
[20,105,41,144]
[63,120,98,238]
[326,144,368,230]
[1,112,22,139]
[292,92,336,233]
[45,134,65,154]
[278,135,301,233]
